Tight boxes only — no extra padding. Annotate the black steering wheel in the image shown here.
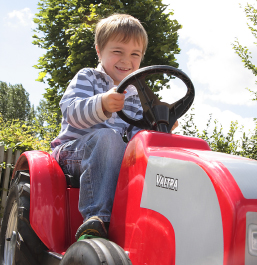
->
[116,65,195,133]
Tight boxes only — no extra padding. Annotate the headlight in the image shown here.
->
[248,224,257,256]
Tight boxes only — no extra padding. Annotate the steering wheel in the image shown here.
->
[116,65,195,133]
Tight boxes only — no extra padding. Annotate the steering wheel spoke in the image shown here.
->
[117,65,195,133]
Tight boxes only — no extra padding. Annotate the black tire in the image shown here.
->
[60,238,132,265]
[0,171,46,265]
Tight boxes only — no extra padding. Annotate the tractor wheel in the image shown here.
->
[0,171,46,265]
[60,238,132,265]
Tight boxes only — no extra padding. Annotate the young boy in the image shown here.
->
[51,14,148,240]
[51,14,177,240]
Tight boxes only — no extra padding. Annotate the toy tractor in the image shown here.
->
[1,65,257,265]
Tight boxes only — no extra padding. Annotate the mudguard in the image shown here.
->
[12,151,69,253]
[110,130,257,265]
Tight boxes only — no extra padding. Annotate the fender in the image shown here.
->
[110,130,257,265]
[13,151,68,253]
[110,131,212,264]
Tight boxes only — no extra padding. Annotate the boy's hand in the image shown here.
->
[102,87,126,113]
[170,120,178,133]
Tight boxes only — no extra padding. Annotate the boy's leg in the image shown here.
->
[54,128,127,225]
[78,128,127,222]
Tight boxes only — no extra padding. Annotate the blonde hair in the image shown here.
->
[95,14,148,57]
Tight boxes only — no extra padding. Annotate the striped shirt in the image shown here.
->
[51,64,143,150]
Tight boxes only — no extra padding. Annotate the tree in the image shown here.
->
[232,1,257,100]
[0,82,59,152]
[35,99,61,142]
[179,107,245,156]
[32,0,182,114]
[0,81,32,122]
[238,118,257,160]
[0,114,50,153]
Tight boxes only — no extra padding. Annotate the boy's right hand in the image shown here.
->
[102,87,126,113]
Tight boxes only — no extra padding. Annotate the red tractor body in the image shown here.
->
[12,130,257,264]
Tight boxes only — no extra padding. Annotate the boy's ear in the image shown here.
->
[95,44,101,60]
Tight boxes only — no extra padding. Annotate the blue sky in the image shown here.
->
[0,0,46,107]
[1,0,257,135]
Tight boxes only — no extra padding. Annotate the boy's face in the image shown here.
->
[96,37,143,85]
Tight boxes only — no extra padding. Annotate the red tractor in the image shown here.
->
[1,66,257,265]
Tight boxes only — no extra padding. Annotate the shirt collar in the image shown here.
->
[95,63,113,83]
[95,63,107,75]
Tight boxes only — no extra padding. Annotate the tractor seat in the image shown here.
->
[65,174,80,188]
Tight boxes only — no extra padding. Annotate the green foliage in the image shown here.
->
[179,107,257,158]
[232,2,257,100]
[0,115,40,152]
[0,111,59,153]
[0,80,62,153]
[34,99,61,146]
[32,0,182,113]
[179,108,198,137]
[238,118,257,160]
[0,81,32,122]
[200,118,240,155]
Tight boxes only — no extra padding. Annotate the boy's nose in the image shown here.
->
[120,55,130,64]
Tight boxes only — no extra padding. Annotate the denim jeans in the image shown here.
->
[52,128,127,222]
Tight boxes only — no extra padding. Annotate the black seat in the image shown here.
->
[65,174,80,188]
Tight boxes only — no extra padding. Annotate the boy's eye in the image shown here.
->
[132,53,140,57]
[113,50,121,54]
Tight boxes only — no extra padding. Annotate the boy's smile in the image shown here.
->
[96,38,143,85]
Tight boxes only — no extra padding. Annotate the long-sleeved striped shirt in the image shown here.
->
[51,64,143,150]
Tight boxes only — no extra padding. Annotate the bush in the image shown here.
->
[0,114,57,153]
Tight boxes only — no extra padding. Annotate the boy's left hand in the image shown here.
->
[170,120,178,133]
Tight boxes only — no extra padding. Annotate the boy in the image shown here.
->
[51,14,177,240]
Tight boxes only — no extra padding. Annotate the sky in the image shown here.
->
[1,0,257,135]
[162,0,257,135]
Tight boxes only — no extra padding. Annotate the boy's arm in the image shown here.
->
[60,69,111,129]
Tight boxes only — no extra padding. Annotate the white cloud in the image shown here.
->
[186,47,256,106]
[167,0,257,106]
[158,0,257,137]
[167,0,257,46]
[159,83,255,126]
[5,8,34,28]
[160,0,257,135]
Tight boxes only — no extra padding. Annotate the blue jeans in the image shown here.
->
[52,128,127,222]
